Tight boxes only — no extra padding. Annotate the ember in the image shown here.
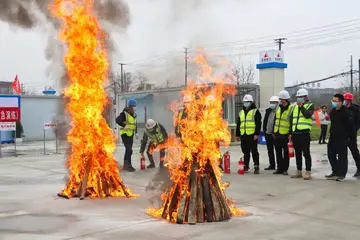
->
[146,53,248,224]
[51,0,135,199]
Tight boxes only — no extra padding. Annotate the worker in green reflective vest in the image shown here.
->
[289,88,315,180]
[116,99,138,172]
[140,119,168,168]
[175,94,192,139]
[273,90,293,175]
[236,94,262,174]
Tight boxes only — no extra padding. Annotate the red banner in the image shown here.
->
[0,107,20,122]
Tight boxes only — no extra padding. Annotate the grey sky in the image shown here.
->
[0,0,359,92]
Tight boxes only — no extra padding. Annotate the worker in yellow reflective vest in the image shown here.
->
[116,99,138,172]
[236,94,262,174]
[175,95,192,139]
[140,119,168,168]
[273,90,293,175]
[289,88,315,180]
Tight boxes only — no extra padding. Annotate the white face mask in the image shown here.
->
[133,107,137,111]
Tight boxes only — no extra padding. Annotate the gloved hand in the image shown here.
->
[135,133,139,139]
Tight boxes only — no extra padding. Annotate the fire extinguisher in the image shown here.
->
[223,151,230,174]
[238,157,245,175]
[288,141,295,158]
[140,155,146,170]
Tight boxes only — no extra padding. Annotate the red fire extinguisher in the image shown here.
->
[288,141,294,158]
[238,157,245,175]
[223,151,230,174]
[140,155,146,170]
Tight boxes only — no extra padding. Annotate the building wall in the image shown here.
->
[259,68,285,110]
[20,95,60,141]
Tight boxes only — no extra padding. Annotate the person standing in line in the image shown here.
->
[175,95,192,140]
[140,119,168,169]
[116,99,138,172]
[326,94,352,182]
[263,95,279,171]
[273,90,293,175]
[289,88,314,180]
[343,92,360,178]
[318,105,330,144]
[236,94,262,174]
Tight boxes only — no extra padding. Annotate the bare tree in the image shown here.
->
[133,71,149,91]
[233,62,255,85]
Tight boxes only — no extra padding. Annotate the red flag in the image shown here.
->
[12,75,21,95]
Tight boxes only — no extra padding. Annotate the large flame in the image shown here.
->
[51,0,135,198]
[146,52,247,222]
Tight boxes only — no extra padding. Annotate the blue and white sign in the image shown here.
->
[256,50,287,69]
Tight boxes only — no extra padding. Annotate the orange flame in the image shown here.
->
[51,0,135,198]
[146,52,247,221]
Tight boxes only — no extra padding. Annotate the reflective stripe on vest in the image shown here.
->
[145,123,164,144]
[292,103,313,131]
[274,105,292,134]
[119,112,136,136]
[239,109,257,135]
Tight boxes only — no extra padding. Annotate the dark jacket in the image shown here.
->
[329,106,352,142]
[289,101,314,134]
[140,123,168,153]
[115,107,137,135]
[236,103,262,137]
[347,103,360,132]
[262,107,272,133]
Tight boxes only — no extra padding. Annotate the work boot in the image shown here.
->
[336,176,345,182]
[303,171,312,180]
[282,171,289,176]
[147,163,155,169]
[244,166,249,172]
[325,172,337,180]
[291,171,303,178]
[273,169,283,175]
[254,166,259,174]
[353,170,360,178]
[127,166,136,172]
[264,165,275,170]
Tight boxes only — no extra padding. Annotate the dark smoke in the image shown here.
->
[146,167,173,208]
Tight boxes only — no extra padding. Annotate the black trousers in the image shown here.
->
[328,139,348,177]
[292,133,312,171]
[121,134,134,167]
[265,134,275,167]
[348,133,360,170]
[240,135,259,167]
[274,135,289,172]
[319,125,328,143]
[147,143,165,167]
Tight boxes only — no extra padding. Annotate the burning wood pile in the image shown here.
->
[146,54,247,224]
[51,0,135,199]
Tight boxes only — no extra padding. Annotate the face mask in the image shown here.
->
[269,103,277,109]
[331,101,338,109]
[243,102,250,108]
[133,107,137,111]
[343,100,347,106]
[297,97,305,103]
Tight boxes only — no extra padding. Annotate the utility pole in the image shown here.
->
[119,63,125,92]
[184,47,188,86]
[350,55,353,94]
[274,38,287,50]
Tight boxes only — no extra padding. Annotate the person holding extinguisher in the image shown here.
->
[273,90,293,175]
[140,119,168,169]
[236,94,262,174]
[289,89,314,180]
[318,105,330,144]
[343,92,360,178]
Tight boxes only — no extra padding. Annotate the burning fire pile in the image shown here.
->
[146,54,248,224]
[51,0,135,200]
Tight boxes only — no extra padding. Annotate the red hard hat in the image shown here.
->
[344,92,353,101]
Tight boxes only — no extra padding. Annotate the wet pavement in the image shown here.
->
[0,140,360,240]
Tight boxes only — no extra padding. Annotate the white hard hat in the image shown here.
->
[206,95,216,102]
[242,94,253,102]
[296,88,308,97]
[183,95,192,103]
[279,90,290,100]
[146,119,156,130]
[269,96,279,102]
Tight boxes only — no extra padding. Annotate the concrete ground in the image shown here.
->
[0,139,360,240]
